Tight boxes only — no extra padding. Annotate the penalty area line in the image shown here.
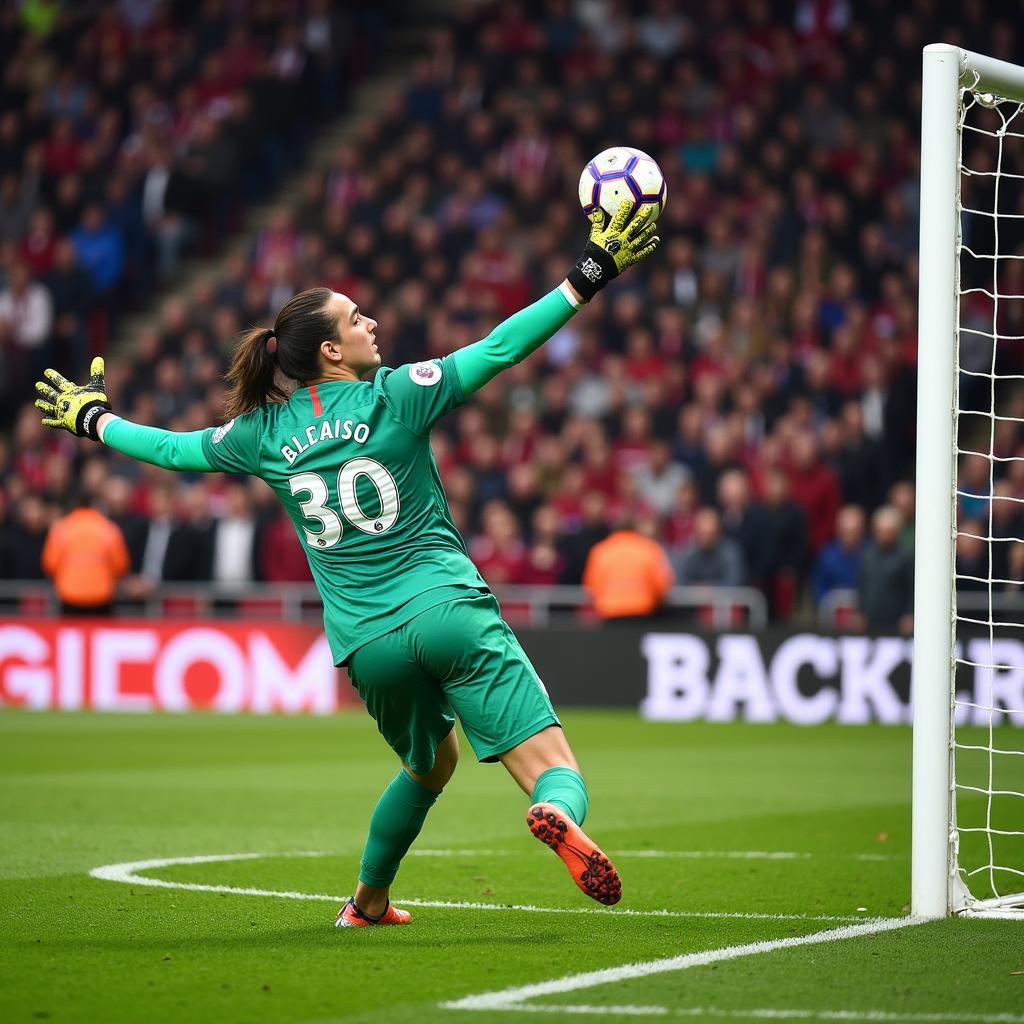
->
[88,852,863,922]
[412,849,903,863]
[441,916,923,1013]
[678,1012,1024,1023]
[462,1007,1024,1022]
[412,849,813,861]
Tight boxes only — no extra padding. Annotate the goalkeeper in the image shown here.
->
[35,202,659,927]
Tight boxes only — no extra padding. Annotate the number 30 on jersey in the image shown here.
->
[289,457,400,548]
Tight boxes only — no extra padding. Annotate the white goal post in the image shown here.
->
[914,44,1024,918]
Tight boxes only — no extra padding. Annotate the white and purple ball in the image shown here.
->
[578,147,666,224]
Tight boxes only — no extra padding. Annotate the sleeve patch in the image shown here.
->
[212,418,236,443]
[409,361,442,387]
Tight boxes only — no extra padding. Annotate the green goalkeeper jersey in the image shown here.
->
[200,356,484,663]
[102,286,578,665]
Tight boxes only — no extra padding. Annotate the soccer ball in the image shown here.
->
[578,147,666,224]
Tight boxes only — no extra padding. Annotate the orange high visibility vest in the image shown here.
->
[583,530,674,619]
[42,508,130,607]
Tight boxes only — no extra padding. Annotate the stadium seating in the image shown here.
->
[1,0,1017,625]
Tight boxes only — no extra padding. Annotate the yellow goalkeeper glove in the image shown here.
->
[566,200,660,301]
[34,357,112,441]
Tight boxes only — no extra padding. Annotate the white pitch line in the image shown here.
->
[479,1008,1024,1023]
[684,1011,1024,1024]
[87,852,863,922]
[492,1004,668,1016]
[412,849,901,863]
[412,849,812,860]
[441,916,922,1013]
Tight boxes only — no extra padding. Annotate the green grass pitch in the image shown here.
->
[1,710,1021,1023]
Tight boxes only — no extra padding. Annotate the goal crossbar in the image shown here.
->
[913,44,1024,919]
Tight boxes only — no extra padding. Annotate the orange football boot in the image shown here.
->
[335,898,412,928]
[527,802,622,905]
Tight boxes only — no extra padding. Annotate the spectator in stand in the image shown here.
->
[834,400,890,512]
[692,422,744,506]
[584,514,674,621]
[45,239,94,375]
[0,490,16,578]
[0,485,18,581]
[0,173,33,244]
[674,507,745,588]
[633,439,691,517]
[1006,539,1024,594]
[18,207,58,276]
[786,431,841,555]
[42,498,129,614]
[135,483,176,592]
[470,499,526,586]
[955,521,989,594]
[259,505,313,582]
[467,434,507,509]
[888,480,916,551]
[8,494,50,580]
[0,261,53,380]
[520,537,564,586]
[959,454,992,521]
[750,470,807,618]
[505,462,543,535]
[8,2,1024,626]
[179,115,239,248]
[812,505,866,608]
[140,141,193,284]
[514,504,565,586]
[717,470,764,579]
[164,484,214,582]
[104,475,147,573]
[70,204,124,298]
[990,480,1024,583]
[212,483,257,584]
[560,490,610,585]
[858,505,914,634]
[0,1,367,369]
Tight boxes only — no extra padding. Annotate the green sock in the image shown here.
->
[531,766,589,826]
[358,770,440,887]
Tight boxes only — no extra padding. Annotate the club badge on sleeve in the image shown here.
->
[213,419,236,443]
[409,362,442,387]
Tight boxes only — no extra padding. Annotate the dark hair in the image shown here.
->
[224,287,338,418]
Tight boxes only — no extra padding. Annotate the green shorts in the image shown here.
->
[347,592,560,774]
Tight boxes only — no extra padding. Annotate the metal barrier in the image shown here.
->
[818,588,859,629]
[817,588,1024,629]
[0,581,769,630]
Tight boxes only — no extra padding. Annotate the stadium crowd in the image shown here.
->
[0,0,1020,628]
[0,0,376,387]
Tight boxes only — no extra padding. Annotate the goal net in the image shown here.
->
[914,44,1024,918]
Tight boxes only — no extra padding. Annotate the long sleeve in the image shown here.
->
[102,417,215,472]
[450,286,578,396]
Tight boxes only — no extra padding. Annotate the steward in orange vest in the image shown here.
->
[42,505,129,613]
[583,526,674,619]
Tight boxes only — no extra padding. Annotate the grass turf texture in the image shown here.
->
[0,710,1020,1024]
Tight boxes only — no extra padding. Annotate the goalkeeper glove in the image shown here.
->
[566,200,660,302]
[34,357,112,441]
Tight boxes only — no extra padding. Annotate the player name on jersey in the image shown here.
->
[281,418,372,466]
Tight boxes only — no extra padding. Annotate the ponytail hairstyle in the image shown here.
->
[223,287,339,418]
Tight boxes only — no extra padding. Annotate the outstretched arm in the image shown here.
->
[450,283,581,396]
[99,416,215,472]
[35,358,216,472]
[451,200,660,396]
